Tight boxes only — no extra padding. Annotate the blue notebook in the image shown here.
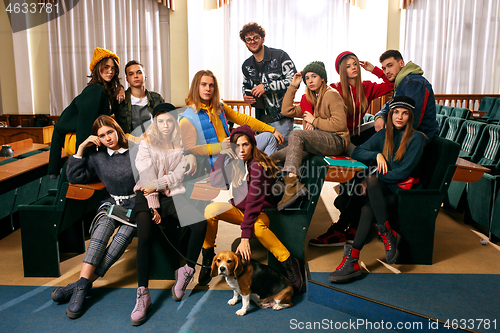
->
[324,156,367,169]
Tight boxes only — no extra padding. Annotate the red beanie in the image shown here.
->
[335,51,356,74]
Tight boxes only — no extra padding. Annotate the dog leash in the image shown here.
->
[157,224,208,268]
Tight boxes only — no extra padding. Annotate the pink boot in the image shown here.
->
[172,264,195,301]
[130,287,152,326]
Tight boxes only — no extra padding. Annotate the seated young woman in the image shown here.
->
[179,70,283,177]
[270,61,350,210]
[130,103,207,326]
[199,125,303,293]
[328,96,426,283]
[51,115,136,319]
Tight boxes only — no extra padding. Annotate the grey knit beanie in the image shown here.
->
[302,61,327,84]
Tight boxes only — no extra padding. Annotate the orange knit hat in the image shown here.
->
[89,47,120,72]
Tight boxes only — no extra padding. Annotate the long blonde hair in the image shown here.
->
[144,111,182,147]
[230,133,278,188]
[339,55,368,116]
[305,81,329,113]
[185,70,222,114]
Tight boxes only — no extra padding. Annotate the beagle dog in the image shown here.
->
[211,251,294,316]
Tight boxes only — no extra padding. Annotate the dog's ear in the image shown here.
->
[234,254,245,278]
[210,254,219,277]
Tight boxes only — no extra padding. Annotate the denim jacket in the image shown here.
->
[375,71,439,142]
[242,46,296,122]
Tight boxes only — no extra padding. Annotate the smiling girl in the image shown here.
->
[52,115,137,319]
[48,47,125,177]
[328,96,426,283]
[270,61,349,210]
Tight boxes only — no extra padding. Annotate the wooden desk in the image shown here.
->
[453,157,491,183]
[0,151,51,182]
[469,110,486,119]
[190,179,227,201]
[0,138,48,160]
[325,165,365,183]
[0,150,65,196]
[0,126,54,144]
[67,182,106,200]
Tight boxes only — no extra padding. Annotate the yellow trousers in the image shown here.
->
[203,202,290,262]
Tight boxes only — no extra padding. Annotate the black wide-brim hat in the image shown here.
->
[152,103,177,118]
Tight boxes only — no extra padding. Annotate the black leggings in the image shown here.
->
[352,174,397,251]
[134,191,207,288]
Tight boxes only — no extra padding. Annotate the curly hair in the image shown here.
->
[239,22,266,42]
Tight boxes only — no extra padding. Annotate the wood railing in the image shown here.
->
[225,94,500,119]
[224,92,392,119]
[434,94,500,110]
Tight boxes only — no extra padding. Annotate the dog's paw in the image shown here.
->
[227,298,238,306]
[235,309,247,316]
[272,303,284,311]
[260,302,273,309]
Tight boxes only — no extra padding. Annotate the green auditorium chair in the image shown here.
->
[450,107,470,119]
[435,104,443,115]
[394,137,459,264]
[487,98,500,124]
[440,105,454,116]
[266,155,328,273]
[465,125,500,238]
[443,120,487,211]
[436,114,448,131]
[18,163,105,277]
[439,117,465,141]
[476,97,497,123]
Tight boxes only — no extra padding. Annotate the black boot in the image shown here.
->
[66,277,91,319]
[198,247,215,286]
[329,244,362,283]
[281,256,304,293]
[51,281,79,303]
[376,221,401,264]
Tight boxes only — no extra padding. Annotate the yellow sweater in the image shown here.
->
[179,102,275,156]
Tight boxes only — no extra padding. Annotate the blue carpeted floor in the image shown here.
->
[0,285,374,333]
[309,273,500,333]
[1,273,499,332]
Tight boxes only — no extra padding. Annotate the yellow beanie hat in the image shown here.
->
[89,47,120,72]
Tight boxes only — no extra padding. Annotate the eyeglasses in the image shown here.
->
[245,35,261,44]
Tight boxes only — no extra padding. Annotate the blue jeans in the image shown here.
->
[269,117,294,149]
[256,132,278,156]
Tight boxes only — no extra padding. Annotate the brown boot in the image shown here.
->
[277,176,308,210]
